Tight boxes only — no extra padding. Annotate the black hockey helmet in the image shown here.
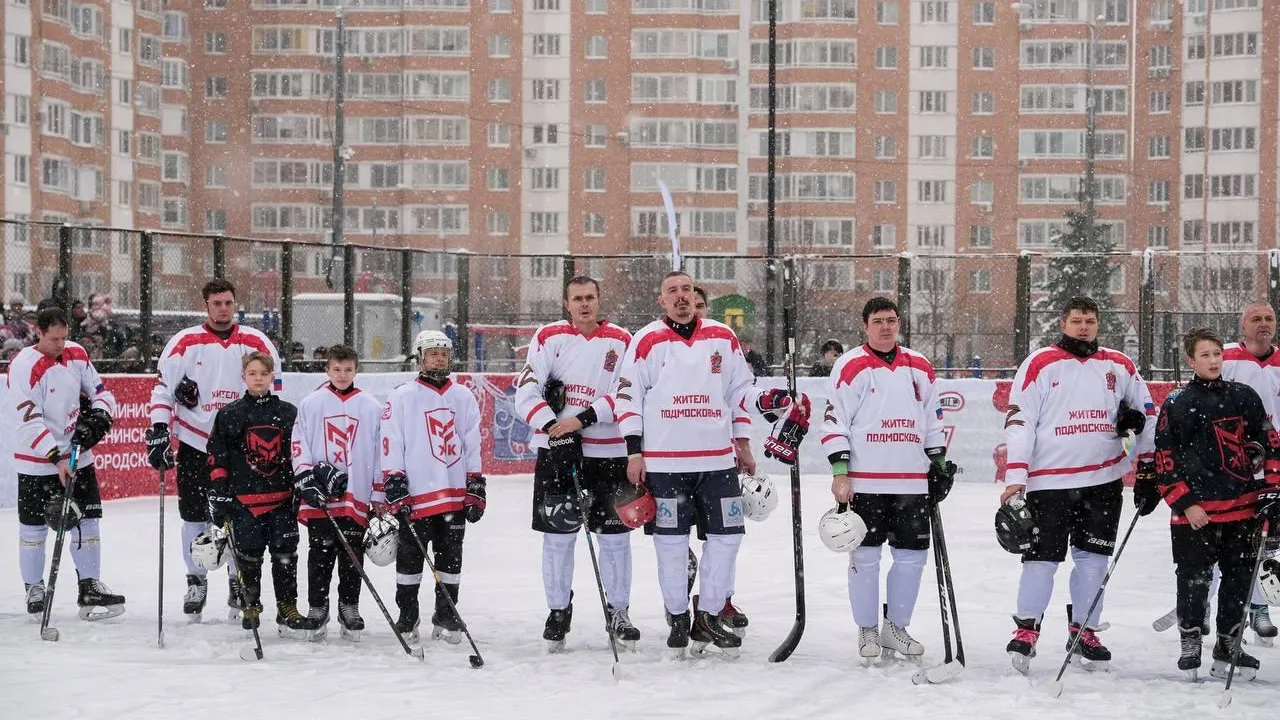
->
[544,378,567,414]
[537,492,583,533]
[995,499,1038,555]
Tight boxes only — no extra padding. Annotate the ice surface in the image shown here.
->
[0,478,1272,719]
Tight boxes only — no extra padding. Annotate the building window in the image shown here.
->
[971,91,994,114]
[488,35,511,57]
[874,135,897,159]
[585,79,607,103]
[1149,90,1170,113]
[1148,135,1170,158]
[872,224,896,249]
[584,213,605,236]
[487,78,511,102]
[970,181,994,204]
[487,168,510,190]
[874,90,897,113]
[971,135,994,158]
[918,91,947,113]
[205,31,226,54]
[204,121,227,143]
[970,225,993,248]
[972,46,995,69]
[489,0,512,11]
[1147,225,1168,247]
[970,269,992,293]
[204,76,227,99]
[487,211,509,234]
[876,1,898,23]
[973,1,994,23]
[584,167,606,192]
[873,180,896,203]
[487,122,510,146]
[585,35,607,58]
[585,124,606,147]
[205,209,227,232]
[875,45,897,69]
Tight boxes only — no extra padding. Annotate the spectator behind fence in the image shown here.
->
[1,337,23,371]
[741,337,768,377]
[810,339,845,377]
[117,345,145,374]
[4,295,33,345]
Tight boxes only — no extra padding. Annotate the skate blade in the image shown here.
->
[546,639,566,654]
[1070,657,1110,673]
[618,639,637,653]
[228,608,242,622]
[277,626,310,640]
[1010,652,1033,676]
[1255,634,1275,647]
[340,625,362,642]
[1183,668,1200,682]
[431,626,463,645]
[186,612,203,624]
[308,626,329,643]
[78,604,125,621]
[401,630,420,645]
[1210,661,1257,682]
[667,646,687,660]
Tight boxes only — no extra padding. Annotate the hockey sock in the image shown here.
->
[542,533,576,610]
[1015,560,1058,621]
[1068,547,1108,628]
[308,537,338,607]
[18,523,46,586]
[848,545,882,628]
[698,534,743,613]
[68,518,101,581]
[885,547,927,627]
[654,534,693,615]
[336,548,363,607]
[595,532,632,610]
[237,553,264,607]
[270,551,299,605]
[181,521,210,576]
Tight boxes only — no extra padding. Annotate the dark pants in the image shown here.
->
[18,467,103,526]
[851,492,931,550]
[307,516,365,607]
[1173,519,1260,636]
[1023,480,1123,562]
[227,502,300,608]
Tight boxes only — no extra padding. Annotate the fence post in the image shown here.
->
[280,243,294,371]
[561,254,575,320]
[343,244,355,349]
[456,253,471,369]
[139,231,155,371]
[213,235,227,279]
[1139,248,1156,377]
[896,253,912,348]
[401,248,413,369]
[1269,249,1280,316]
[1014,252,1032,364]
[56,225,73,312]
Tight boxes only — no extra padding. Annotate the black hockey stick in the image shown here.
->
[913,500,965,684]
[157,468,166,649]
[39,445,81,642]
[567,465,622,677]
[1221,506,1276,708]
[398,509,484,668]
[224,520,265,662]
[769,257,805,663]
[322,507,424,660]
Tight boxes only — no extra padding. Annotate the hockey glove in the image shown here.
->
[71,401,113,450]
[927,458,958,504]
[1115,402,1146,438]
[207,483,235,526]
[297,463,349,508]
[763,394,811,465]
[464,474,487,523]
[546,433,583,476]
[756,388,793,423]
[382,471,410,511]
[1133,460,1160,516]
[145,423,175,471]
[174,376,200,410]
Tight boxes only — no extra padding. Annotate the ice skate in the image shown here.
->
[1251,605,1276,647]
[183,575,207,623]
[543,597,573,653]
[337,603,364,642]
[240,602,262,631]
[227,576,243,622]
[1178,627,1202,681]
[304,604,330,642]
[721,596,749,638]
[275,601,312,639]
[607,605,640,652]
[1211,630,1260,682]
[76,576,125,621]
[858,626,882,663]
[666,610,692,659]
[880,618,924,660]
[25,582,46,616]
[1007,616,1040,675]
[1066,623,1111,671]
[690,610,741,659]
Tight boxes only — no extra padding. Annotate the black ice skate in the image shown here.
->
[690,610,742,659]
[227,576,243,622]
[338,603,365,642]
[395,585,421,643]
[1211,630,1261,682]
[543,593,574,653]
[276,601,314,639]
[304,604,330,642]
[666,610,692,657]
[25,581,46,616]
[1178,627,1202,681]
[1007,616,1040,675]
[1251,604,1276,647]
[606,605,640,651]
[240,603,263,631]
[430,586,464,645]
[183,575,208,622]
[76,576,125,621]
[1066,623,1111,671]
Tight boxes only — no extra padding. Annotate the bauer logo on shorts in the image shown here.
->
[710,351,722,374]
[721,497,745,528]
[656,497,678,528]
[425,408,461,467]
[603,350,618,372]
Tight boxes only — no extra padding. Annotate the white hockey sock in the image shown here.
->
[68,518,101,581]
[1068,547,1108,628]
[1252,569,1268,607]
[654,534,692,615]
[18,524,46,586]
[727,540,738,599]
[594,533,632,610]
[182,521,210,576]
[1015,560,1058,621]
[885,547,928,628]
[697,534,743,613]
[542,533,576,610]
[848,545,882,628]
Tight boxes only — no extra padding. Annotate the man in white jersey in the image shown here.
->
[614,270,808,656]
[146,279,282,621]
[1000,296,1156,673]
[820,297,954,661]
[513,276,639,652]
[13,308,124,619]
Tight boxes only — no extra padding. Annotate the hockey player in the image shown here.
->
[514,276,638,651]
[146,279,282,621]
[820,297,954,661]
[12,308,124,619]
[294,345,383,640]
[375,330,484,644]
[614,270,808,656]
[206,351,310,635]
[1000,296,1156,672]
[1153,327,1280,680]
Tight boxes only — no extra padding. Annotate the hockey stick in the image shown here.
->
[769,257,805,663]
[39,445,81,642]
[566,465,622,678]
[398,509,484,668]
[1049,509,1143,697]
[157,468,166,649]
[1220,507,1276,709]
[322,507,424,660]
[223,520,265,662]
[913,500,965,684]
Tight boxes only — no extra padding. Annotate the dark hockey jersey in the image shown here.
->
[208,392,299,516]
[1154,375,1280,525]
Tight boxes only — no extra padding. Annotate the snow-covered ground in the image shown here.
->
[0,478,1271,719]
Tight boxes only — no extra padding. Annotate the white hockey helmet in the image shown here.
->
[739,472,778,522]
[413,330,453,360]
[818,506,868,553]
[364,513,400,567]
[1260,558,1280,606]
[190,529,229,572]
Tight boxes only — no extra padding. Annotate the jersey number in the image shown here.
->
[1155,449,1175,475]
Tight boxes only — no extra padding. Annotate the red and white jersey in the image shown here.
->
[294,383,383,526]
[148,324,282,453]
[614,317,766,474]
[1222,342,1280,426]
[819,345,945,495]
[514,320,631,459]
[8,343,118,476]
[1005,345,1156,493]
[374,377,481,520]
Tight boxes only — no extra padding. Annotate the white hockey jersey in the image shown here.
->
[294,383,384,526]
[374,377,482,520]
[819,345,945,495]
[9,343,118,476]
[148,323,282,453]
[513,320,631,459]
[1005,345,1156,493]
[614,317,767,474]
[1222,342,1280,426]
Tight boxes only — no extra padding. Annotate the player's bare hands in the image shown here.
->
[1184,505,1210,530]
[55,458,71,487]
[735,438,756,476]
[626,455,645,486]
[832,474,853,504]
[1000,483,1026,504]
[548,416,583,438]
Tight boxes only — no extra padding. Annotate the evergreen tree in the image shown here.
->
[1034,207,1126,348]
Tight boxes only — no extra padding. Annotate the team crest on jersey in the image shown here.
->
[1213,417,1250,481]
[1106,372,1116,392]
[425,408,461,467]
[710,351,723,374]
[603,350,618,372]
[324,414,359,465]
[245,425,284,476]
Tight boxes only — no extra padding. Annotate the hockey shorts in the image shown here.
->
[398,513,465,581]
[851,492,931,550]
[1022,479,1123,563]
[645,468,745,537]
[176,442,214,523]
[531,452,631,535]
[17,467,104,526]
